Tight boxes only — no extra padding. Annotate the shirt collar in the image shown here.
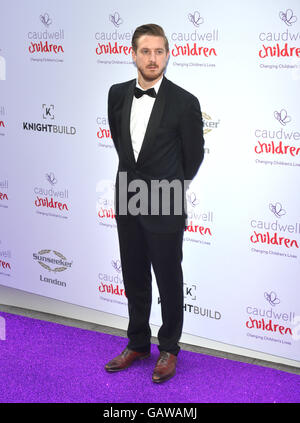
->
[136,76,163,95]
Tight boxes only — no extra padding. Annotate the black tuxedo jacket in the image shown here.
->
[108,76,205,233]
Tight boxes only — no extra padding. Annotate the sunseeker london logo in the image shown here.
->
[33,249,73,288]
[95,12,134,64]
[27,13,64,62]
[250,202,299,258]
[254,108,300,168]
[171,11,219,69]
[33,249,72,272]
[34,172,69,219]
[23,104,76,135]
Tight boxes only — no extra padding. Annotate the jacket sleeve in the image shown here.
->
[107,85,119,154]
[179,96,205,182]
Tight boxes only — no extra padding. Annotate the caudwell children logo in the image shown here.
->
[98,260,126,303]
[0,179,8,208]
[184,190,213,246]
[254,108,300,162]
[34,172,69,218]
[95,12,134,60]
[250,202,299,253]
[0,106,5,136]
[258,9,300,60]
[96,179,116,228]
[27,13,65,59]
[96,116,113,148]
[246,291,296,344]
[0,240,11,277]
[170,12,219,61]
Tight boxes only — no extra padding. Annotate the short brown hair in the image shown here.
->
[132,24,169,53]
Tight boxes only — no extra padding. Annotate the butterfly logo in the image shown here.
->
[46,172,57,186]
[279,9,297,26]
[269,202,286,218]
[264,291,280,307]
[109,12,123,28]
[40,13,52,27]
[188,11,204,27]
[274,109,291,126]
[187,192,199,208]
[111,259,122,273]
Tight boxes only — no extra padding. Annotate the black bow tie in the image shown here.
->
[134,87,156,99]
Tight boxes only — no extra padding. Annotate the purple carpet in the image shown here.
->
[0,311,299,403]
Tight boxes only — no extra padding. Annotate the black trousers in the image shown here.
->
[117,217,184,356]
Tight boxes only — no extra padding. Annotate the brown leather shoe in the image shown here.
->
[152,351,177,383]
[105,348,150,372]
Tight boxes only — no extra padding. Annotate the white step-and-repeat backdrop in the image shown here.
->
[1,0,299,362]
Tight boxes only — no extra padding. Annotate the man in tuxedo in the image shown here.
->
[105,24,205,383]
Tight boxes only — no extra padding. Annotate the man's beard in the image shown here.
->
[138,64,166,82]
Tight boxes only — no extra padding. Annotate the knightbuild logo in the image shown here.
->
[96,116,113,148]
[250,202,299,258]
[0,240,11,277]
[34,172,69,219]
[98,259,127,306]
[254,108,300,168]
[246,291,298,345]
[95,12,134,65]
[158,282,222,321]
[23,104,76,135]
[0,106,5,136]
[33,249,73,288]
[184,189,213,246]
[0,179,8,208]
[171,11,219,69]
[258,9,300,72]
[27,13,64,63]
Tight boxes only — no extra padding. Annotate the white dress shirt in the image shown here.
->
[130,77,163,161]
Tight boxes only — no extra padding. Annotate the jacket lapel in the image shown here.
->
[121,79,136,167]
[136,76,167,167]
